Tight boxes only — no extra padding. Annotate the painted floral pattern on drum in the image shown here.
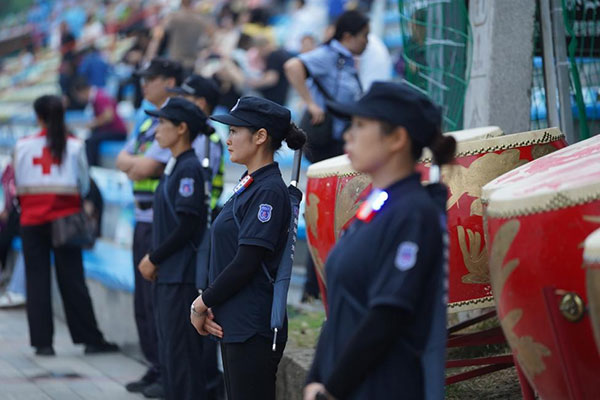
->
[443,149,528,217]
[489,219,552,381]
[502,309,551,381]
[457,226,489,284]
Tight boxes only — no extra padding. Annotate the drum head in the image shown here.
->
[486,134,600,218]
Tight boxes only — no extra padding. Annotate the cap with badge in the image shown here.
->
[210,96,291,141]
[145,97,209,137]
[135,57,183,83]
[326,81,442,149]
[168,75,221,109]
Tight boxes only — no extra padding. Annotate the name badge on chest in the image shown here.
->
[356,189,389,223]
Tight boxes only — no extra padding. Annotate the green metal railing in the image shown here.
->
[398,0,472,131]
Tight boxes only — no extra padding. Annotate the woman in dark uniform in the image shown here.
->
[303,82,456,400]
[137,97,211,400]
[189,96,306,400]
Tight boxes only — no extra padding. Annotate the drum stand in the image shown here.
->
[445,309,516,384]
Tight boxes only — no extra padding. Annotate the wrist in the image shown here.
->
[192,296,208,313]
[190,302,208,316]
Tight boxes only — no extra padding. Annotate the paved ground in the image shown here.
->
[0,307,147,400]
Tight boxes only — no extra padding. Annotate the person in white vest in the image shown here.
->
[14,95,118,356]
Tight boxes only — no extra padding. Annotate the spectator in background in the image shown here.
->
[146,0,211,75]
[77,46,111,88]
[285,9,369,162]
[117,28,152,109]
[73,77,128,167]
[58,22,85,110]
[247,35,292,105]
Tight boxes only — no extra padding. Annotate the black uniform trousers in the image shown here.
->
[154,282,207,400]
[21,223,104,347]
[132,222,160,377]
[220,335,286,400]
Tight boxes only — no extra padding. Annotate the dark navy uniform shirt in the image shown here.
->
[314,173,448,399]
[209,162,291,343]
[153,149,206,284]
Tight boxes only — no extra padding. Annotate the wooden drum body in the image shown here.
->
[485,135,600,400]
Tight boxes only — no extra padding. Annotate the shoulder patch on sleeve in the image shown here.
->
[257,204,273,223]
[395,242,419,271]
[179,178,195,197]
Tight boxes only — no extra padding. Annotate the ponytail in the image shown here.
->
[33,95,67,164]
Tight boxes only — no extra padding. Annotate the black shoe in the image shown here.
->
[125,370,158,393]
[143,382,165,398]
[84,340,119,354]
[35,346,55,356]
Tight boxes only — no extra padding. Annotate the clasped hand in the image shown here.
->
[190,294,223,338]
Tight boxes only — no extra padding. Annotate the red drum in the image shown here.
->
[584,229,600,356]
[485,134,600,400]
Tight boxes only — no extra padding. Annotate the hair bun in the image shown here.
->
[429,134,456,166]
[284,122,307,151]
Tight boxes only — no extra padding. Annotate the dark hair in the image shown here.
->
[34,95,67,164]
[250,123,307,152]
[332,10,369,42]
[166,118,215,143]
[380,122,456,166]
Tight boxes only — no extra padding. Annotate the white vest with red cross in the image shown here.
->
[14,131,84,226]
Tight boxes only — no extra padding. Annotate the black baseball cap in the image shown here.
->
[168,75,220,109]
[135,57,183,84]
[327,81,442,148]
[144,97,209,137]
[210,96,291,140]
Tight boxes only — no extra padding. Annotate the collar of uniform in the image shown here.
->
[329,39,354,61]
[383,172,422,197]
[165,149,196,175]
[241,162,281,182]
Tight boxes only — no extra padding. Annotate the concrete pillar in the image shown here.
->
[464,0,537,133]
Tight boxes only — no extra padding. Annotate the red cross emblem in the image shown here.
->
[33,147,60,175]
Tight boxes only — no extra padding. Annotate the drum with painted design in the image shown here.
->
[583,229,600,356]
[305,127,566,312]
[485,134,600,400]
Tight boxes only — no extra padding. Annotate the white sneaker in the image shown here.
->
[0,292,26,308]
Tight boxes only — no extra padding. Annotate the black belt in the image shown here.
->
[135,201,153,210]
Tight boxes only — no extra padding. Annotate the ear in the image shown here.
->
[165,77,176,88]
[254,128,268,146]
[387,126,411,153]
[178,122,189,138]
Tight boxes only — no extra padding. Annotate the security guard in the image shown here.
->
[116,57,182,396]
[168,74,226,214]
[189,97,306,400]
[303,82,454,400]
[137,97,210,400]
